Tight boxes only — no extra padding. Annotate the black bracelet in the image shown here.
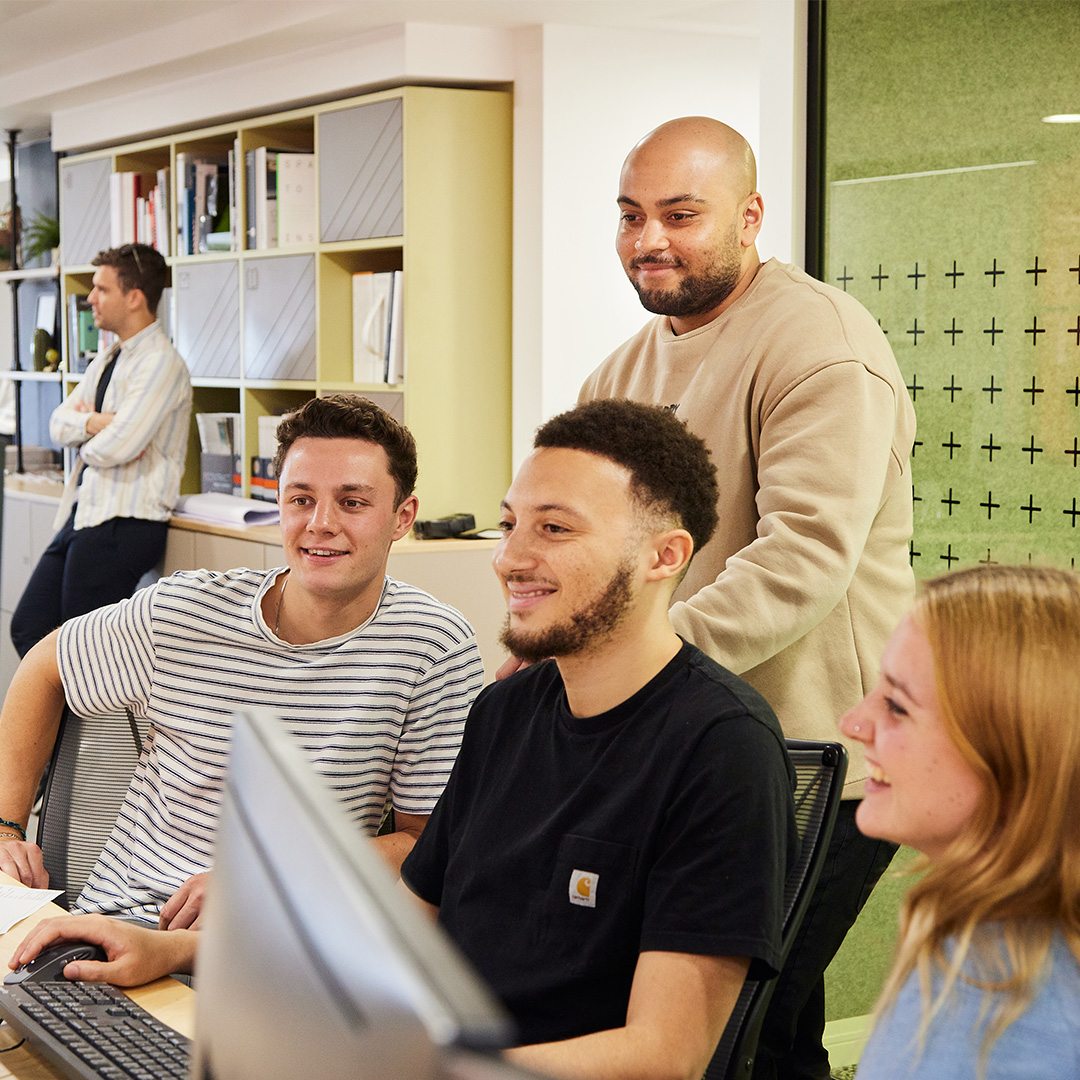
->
[0,817,26,841]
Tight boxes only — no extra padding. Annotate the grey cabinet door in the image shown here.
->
[174,261,240,378]
[243,255,316,381]
[61,158,112,267]
[319,98,403,242]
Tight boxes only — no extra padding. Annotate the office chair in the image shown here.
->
[703,739,849,1080]
[35,706,148,910]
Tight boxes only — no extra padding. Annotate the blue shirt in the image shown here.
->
[857,931,1080,1079]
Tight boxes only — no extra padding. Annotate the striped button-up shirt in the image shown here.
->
[51,319,192,530]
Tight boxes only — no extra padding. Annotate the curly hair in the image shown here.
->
[877,564,1080,1073]
[533,399,718,555]
[272,394,417,505]
[92,244,169,315]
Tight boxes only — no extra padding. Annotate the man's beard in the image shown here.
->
[499,559,635,664]
[629,224,741,318]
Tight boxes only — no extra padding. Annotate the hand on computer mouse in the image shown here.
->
[5,938,106,983]
[7,914,197,987]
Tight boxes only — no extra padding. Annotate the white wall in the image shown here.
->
[511,22,763,463]
[38,4,806,475]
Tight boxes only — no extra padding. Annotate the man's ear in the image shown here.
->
[393,494,420,540]
[740,192,764,247]
[645,529,693,582]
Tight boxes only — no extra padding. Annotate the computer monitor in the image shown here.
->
[191,709,516,1080]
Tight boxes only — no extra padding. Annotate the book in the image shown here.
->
[276,152,316,246]
[387,269,405,384]
[351,271,395,383]
[253,146,280,250]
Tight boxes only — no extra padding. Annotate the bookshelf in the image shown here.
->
[56,85,513,522]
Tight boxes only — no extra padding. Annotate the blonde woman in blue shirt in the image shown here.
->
[842,564,1080,1079]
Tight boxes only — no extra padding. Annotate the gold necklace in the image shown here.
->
[274,574,288,636]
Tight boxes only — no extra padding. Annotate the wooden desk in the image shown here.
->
[0,873,194,1079]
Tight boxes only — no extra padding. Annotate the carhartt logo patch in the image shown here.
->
[569,869,598,908]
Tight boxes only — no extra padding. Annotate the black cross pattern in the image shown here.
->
[984,317,1004,344]
[943,375,962,402]
[871,265,889,290]
[1071,257,1080,285]
[981,434,1002,462]
[906,374,924,401]
[979,491,1000,520]
[906,318,925,345]
[908,263,926,289]
[1020,495,1042,523]
[911,439,923,457]
[945,260,964,287]
[982,375,1002,403]
[941,487,960,515]
[940,544,960,566]
[1066,499,1080,528]
[1068,377,1080,405]
[1023,376,1044,404]
[909,541,920,566]
[836,266,853,291]
[1024,316,1046,345]
[1021,436,1043,464]
[1026,256,1047,285]
[985,259,1005,286]
[942,432,961,459]
[1069,318,1080,346]
[944,318,963,344]
[978,548,997,566]
[1067,438,1080,466]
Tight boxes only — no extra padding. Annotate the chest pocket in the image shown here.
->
[536,834,639,975]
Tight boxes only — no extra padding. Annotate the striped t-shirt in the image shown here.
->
[57,567,484,921]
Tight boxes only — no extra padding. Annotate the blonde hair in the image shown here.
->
[876,565,1080,1071]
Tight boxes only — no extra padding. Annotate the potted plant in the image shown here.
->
[21,210,60,265]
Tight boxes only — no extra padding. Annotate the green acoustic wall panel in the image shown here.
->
[823,0,1080,575]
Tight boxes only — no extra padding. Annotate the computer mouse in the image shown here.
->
[4,940,108,984]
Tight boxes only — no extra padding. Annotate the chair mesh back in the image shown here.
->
[35,708,147,910]
[704,740,848,1080]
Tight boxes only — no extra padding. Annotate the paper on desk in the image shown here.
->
[173,492,280,527]
[0,885,64,934]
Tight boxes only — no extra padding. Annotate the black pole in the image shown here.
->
[6,129,24,473]
[804,0,826,281]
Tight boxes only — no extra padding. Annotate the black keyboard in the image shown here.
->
[0,979,189,1080]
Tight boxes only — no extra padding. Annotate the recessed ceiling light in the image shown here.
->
[1042,114,1080,124]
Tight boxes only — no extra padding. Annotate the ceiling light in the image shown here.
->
[1042,114,1080,124]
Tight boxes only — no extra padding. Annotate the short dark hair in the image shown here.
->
[272,394,417,505]
[92,244,169,315]
[534,399,719,555]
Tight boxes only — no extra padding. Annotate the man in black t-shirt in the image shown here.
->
[402,399,797,1080]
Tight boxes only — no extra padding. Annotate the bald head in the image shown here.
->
[616,117,764,334]
[622,117,757,201]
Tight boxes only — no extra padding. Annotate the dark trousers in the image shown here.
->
[752,799,898,1080]
[11,511,168,658]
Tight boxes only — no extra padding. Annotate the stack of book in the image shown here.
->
[196,412,243,496]
[250,413,282,503]
[245,149,316,250]
[109,168,170,253]
[66,295,98,373]
[176,150,236,256]
[352,270,404,384]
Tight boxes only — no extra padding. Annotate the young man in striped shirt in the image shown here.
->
[0,395,484,928]
[10,243,192,658]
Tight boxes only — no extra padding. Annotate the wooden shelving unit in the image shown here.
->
[56,85,513,521]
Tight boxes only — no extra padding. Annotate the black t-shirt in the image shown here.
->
[402,641,797,1046]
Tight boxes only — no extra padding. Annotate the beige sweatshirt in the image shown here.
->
[581,259,917,796]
